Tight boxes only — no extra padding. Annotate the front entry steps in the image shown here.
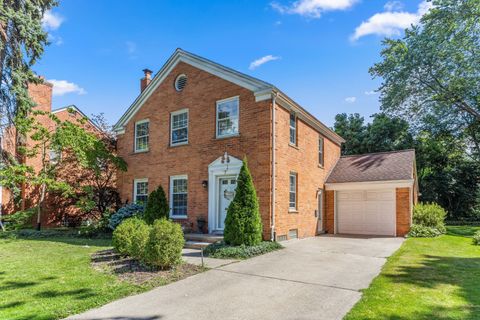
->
[184,233,223,249]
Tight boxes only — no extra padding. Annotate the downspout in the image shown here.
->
[271,93,277,241]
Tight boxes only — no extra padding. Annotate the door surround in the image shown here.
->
[208,154,242,233]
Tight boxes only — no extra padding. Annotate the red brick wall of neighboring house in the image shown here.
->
[396,187,412,236]
[1,81,104,227]
[116,62,273,238]
[273,105,341,240]
[325,190,335,234]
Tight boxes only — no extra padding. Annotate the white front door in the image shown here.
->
[217,176,237,230]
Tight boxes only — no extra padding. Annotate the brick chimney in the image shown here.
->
[140,68,153,93]
[28,76,53,113]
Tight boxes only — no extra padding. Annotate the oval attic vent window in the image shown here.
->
[175,74,187,91]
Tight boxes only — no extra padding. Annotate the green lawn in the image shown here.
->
[345,226,480,320]
[0,237,160,320]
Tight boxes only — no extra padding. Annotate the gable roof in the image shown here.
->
[113,48,344,145]
[52,105,102,132]
[326,149,416,184]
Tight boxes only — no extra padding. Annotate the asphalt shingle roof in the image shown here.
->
[326,149,415,184]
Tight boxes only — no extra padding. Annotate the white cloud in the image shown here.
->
[249,55,280,70]
[42,10,63,31]
[365,90,378,95]
[47,34,63,46]
[271,0,358,18]
[345,96,357,103]
[384,1,404,11]
[351,1,433,41]
[48,80,86,96]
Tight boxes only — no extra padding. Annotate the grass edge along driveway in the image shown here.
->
[345,226,480,320]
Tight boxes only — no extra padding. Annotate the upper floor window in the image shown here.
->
[134,120,149,152]
[319,137,324,167]
[170,175,188,218]
[289,172,297,211]
[133,178,148,204]
[171,109,189,146]
[216,97,239,138]
[289,113,297,145]
[49,149,61,164]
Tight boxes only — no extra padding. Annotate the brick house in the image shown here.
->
[0,80,103,227]
[114,49,417,240]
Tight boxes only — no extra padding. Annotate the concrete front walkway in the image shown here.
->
[68,235,404,320]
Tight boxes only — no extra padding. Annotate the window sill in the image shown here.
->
[132,149,149,154]
[170,215,188,220]
[216,133,240,140]
[288,209,299,214]
[169,142,189,148]
[318,164,324,169]
[289,143,299,150]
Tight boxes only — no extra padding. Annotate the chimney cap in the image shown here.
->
[142,68,153,75]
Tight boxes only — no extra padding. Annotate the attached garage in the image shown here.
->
[325,150,418,237]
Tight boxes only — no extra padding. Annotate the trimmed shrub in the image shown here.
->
[473,231,480,245]
[3,209,35,230]
[413,202,447,233]
[408,224,444,238]
[204,241,283,259]
[144,185,169,224]
[224,157,263,246]
[112,217,149,256]
[143,219,185,269]
[108,203,144,230]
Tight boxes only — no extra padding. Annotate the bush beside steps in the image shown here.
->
[204,241,283,259]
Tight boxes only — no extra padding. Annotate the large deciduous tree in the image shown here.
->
[370,0,480,156]
[1,0,57,131]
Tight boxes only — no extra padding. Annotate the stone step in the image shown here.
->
[184,233,223,244]
[184,241,211,250]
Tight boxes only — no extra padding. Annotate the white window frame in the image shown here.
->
[170,174,188,219]
[134,119,149,153]
[216,96,239,139]
[289,172,297,211]
[170,109,189,146]
[133,178,148,204]
[49,148,61,164]
[289,113,297,146]
[319,136,325,167]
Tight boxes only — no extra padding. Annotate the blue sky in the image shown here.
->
[37,0,430,127]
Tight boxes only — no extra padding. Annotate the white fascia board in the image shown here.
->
[275,93,345,145]
[325,180,415,191]
[113,49,272,133]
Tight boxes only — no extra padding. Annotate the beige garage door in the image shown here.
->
[337,189,396,236]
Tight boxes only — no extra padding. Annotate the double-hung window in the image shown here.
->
[216,97,239,138]
[133,178,148,204]
[289,172,297,211]
[170,175,188,218]
[171,109,189,146]
[289,113,296,145]
[49,149,61,164]
[134,120,149,152]
[319,137,324,167]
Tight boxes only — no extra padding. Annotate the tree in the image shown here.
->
[224,157,263,246]
[370,0,480,155]
[143,185,169,224]
[1,0,57,134]
[333,113,366,155]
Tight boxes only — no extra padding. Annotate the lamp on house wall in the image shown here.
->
[202,180,208,188]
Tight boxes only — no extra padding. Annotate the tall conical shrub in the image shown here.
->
[224,157,263,246]
[144,185,169,224]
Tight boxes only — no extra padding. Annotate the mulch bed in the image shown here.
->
[91,249,203,286]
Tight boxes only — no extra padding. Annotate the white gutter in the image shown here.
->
[271,93,277,241]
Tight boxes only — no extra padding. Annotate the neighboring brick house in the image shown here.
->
[0,80,102,227]
[114,49,417,240]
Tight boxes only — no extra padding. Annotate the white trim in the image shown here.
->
[174,74,187,91]
[133,178,148,204]
[208,155,243,233]
[170,108,189,146]
[169,174,188,219]
[52,105,103,132]
[289,113,296,146]
[325,179,414,191]
[216,96,240,139]
[134,119,149,153]
[289,172,297,210]
[271,94,277,241]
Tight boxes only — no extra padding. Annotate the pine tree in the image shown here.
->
[144,185,169,224]
[224,157,263,246]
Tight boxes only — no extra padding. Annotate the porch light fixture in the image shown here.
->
[202,180,208,188]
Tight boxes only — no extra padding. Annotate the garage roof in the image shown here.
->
[326,149,416,183]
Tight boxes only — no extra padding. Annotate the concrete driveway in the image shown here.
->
[68,235,404,320]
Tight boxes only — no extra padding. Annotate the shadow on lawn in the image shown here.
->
[385,254,480,319]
